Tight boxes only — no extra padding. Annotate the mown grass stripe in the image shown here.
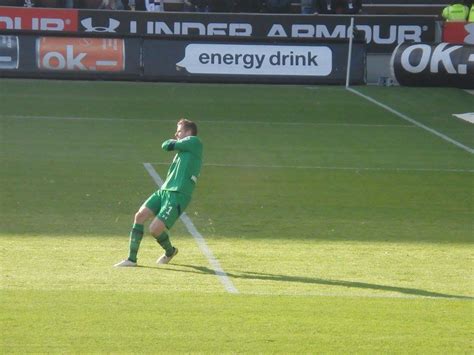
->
[347,87,474,154]
[1,114,413,127]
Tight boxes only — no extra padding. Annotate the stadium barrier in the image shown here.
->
[0,32,366,84]
[1,6,442,85]
[391,42,474,89]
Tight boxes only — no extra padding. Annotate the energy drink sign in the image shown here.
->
[0,35,19,70]
[175,44,332,76]
[143,40,366,84]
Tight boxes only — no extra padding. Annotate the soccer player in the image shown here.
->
[114,119,203,267]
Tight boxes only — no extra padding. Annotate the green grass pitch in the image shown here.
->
[0,79,473,353]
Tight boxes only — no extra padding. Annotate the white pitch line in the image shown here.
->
[347,87,474,155]
[149,162,474,173]
[0,114,184,124]
[453,113,474,125]
[143,163,239,294]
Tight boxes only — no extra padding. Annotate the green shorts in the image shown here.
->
[144,190,191,229]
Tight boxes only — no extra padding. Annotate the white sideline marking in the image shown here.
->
[347,87,474,155]
[143,163,239,294]
[453,113,474,124]
[149,162,474,173]
[1,114,413,128]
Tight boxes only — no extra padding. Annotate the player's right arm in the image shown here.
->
[162,139,177,151]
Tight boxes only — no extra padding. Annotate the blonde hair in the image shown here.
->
[178,118,198,136]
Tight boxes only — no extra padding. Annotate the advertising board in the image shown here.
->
[442,22,474,45]
[391,42,474,89]
[0,34,19,69]
[76,11,435,53]
[0,7,437,54]
[0,7,78,32]
[36,37,125,72]
[0,34,140,79]
[0,34,366,84]
[143,39,366,84]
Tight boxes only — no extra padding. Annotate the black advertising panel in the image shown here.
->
[0,34,141,79]
[143,39,366,84]
[0,34,19,69]
[391,42,474,89]
[352,16,436,54]
[77,10,436,53]
[1,34,37,71]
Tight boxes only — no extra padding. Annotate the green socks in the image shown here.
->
[127,223,144,263]
[127,225,174,262]
[155,231,175,257]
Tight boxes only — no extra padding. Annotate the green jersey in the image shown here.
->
[161,136,203,196]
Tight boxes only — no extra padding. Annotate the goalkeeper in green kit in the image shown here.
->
[114,119,203,267]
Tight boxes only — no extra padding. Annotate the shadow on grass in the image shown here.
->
[166,264,473,300]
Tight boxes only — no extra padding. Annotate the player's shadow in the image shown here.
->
[170,263,473,300]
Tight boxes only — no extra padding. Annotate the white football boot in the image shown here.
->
[114,259,137,267]
[157,248,178,265]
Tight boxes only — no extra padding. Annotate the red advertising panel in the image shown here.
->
[442,22,474,45]
[0,7,78,32]
[37,37,125,72]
